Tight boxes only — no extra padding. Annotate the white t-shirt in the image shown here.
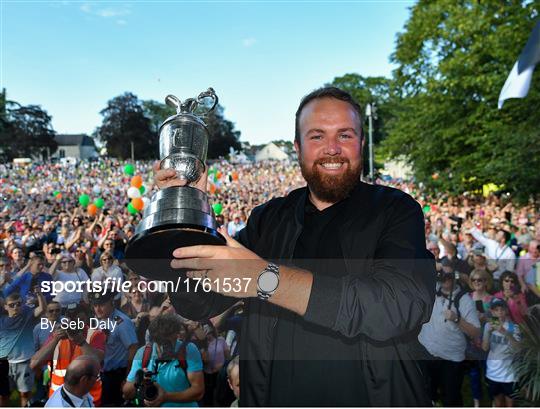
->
[53,269,89,307]
[91,265,123,300]
[484,321,521,383]
[418,288,481,362]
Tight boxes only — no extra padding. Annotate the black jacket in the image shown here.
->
[171,182,436,406]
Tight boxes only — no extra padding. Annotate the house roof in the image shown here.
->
[54,134,96,147]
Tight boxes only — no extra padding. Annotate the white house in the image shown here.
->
[254,142,289,162]
[53,134,98,160]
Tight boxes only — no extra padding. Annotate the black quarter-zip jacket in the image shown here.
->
[170,181,436,406]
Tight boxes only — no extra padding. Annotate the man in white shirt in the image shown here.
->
[45,355,100,407]
[469,228,516,281]
[226,214,246,238]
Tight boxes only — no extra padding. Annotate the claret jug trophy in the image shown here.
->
[125,88,225,280]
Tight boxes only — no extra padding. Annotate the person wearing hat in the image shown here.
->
[49,252,90,308]
[91,289,138,407]
[482,297,521,407]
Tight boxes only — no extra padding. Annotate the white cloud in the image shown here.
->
[242,38,257,47]
[116,19,127,26]
[80,3,131,20]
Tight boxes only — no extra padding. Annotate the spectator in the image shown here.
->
[226,356,240,407]
[494,271,528,324]
[45,355,101,408]
[0,291,45,407]
[90,290,138,407]
[470,227,516,284]
[122,314,205,407]
[31,304,105,406]
[201,324,230,407]
[516,240,539,294]
[226,214,245,238]
[482,298,521,407]
[419,271,481,407]
[3,255,53,303]
[49,253,89,308]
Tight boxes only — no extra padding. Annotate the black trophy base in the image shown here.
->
[124,224,225,281]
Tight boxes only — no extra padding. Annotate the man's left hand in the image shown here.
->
[171,227,267,298]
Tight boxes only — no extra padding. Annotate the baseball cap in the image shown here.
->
[490,297,507,309]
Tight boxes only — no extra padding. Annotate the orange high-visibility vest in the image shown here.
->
[48,327,103,406]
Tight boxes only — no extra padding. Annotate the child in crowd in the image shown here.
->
[482,298,521,407]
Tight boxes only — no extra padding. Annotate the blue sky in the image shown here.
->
[1,0,414,145]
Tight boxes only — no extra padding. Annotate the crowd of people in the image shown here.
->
[0,159,538,407]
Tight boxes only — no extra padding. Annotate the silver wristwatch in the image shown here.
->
[256,263,280,300]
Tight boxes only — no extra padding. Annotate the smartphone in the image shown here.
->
[475,300,485,313]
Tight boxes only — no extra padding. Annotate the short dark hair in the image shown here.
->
[294,86,364,145]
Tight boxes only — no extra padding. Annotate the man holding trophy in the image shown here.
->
[128,87,436,406]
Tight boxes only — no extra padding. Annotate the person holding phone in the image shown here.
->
[467,269,494,407]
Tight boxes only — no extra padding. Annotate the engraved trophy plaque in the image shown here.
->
[125,88,226,280]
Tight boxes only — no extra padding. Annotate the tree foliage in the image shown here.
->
[382,0,540,201]
[97,92,156,160]
[0,96,57,161]
[328,73,396,175]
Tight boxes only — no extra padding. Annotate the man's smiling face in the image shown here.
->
[295,97,363,203]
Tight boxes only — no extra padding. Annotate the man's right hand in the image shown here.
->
[152,161,207,192]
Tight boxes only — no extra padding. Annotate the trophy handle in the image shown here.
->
[196,88,219,116]
[165,95,182,114]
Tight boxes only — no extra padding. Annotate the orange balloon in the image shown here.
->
[87,204,97,216]
[56,193,63,200]
[130,175,143,188]
[209,184,216,195]
[131,197,144,211]
[216,171,222,180]
[232,172,239,181]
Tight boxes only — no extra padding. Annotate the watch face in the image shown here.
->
[259,270,279,293]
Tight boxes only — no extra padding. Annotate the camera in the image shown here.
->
[134,369,159,404]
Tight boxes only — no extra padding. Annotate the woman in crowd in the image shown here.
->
[494,271,528,324]
[201,324,230,407]
[467,269,494,407]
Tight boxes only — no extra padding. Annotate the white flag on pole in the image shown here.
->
[498,19,540,109]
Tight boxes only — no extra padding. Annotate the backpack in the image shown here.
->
[436,287,469,321]
[141,341,189,379]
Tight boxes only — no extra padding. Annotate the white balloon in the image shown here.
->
[127,186,141,199]
[92,185,102,195]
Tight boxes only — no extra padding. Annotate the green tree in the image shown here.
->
[142,99,176,133]
[205,105,242,159]
[383,0,540,201]
[0,99,57,161]
[97,92,156,160]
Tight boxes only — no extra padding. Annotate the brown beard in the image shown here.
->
[299,155,361,203]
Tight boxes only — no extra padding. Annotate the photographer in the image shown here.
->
[419,262,481,406]
[123,314,204,407]
[30,304,106,406]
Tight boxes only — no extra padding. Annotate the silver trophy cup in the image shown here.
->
[125,88,225,280]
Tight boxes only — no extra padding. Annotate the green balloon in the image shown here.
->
[79,194,90,207]
[124,164,135,176]
[423,205,431,213]
[94,198,105,209]
[212,203,223,216]
[139,185,146,195]
[53,190,60,197]
[127,202,138,214]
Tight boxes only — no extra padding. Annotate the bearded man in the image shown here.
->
[154,87,436,406]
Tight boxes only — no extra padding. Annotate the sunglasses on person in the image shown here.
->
[101,257,113,262]
[7,301,22,308]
